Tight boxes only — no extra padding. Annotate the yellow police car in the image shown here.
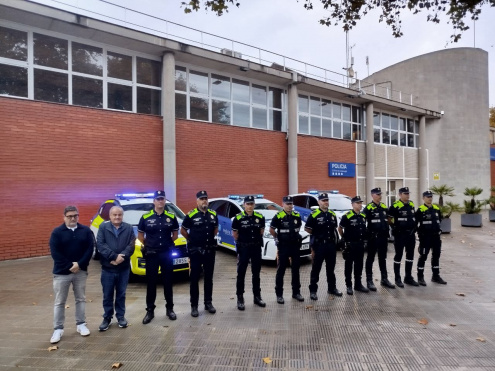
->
[90,193,189,279]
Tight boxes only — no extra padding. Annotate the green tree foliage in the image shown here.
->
[181,0,495,42]
[463,187,483,214]
[490,106,495,128]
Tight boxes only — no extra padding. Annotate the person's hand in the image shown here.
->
[115,254,125,265]
[69,262,80,273]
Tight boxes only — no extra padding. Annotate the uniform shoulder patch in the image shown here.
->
[432,204,440,210]
[163,210,175,219]
[329,210,337,217]
[419,205,428,212]
[380,203,387,209]
[366,203,375,210]
[253,211,263,219]
[276,211,286,219]
[311,209,321,217]
[292,211,300,217]
[187,208,198,217]
[393,200,404,208]
[208,209,217,216]
[143,210,154,219]
[409,201,415,207]
[236,213,243,220]
[345,210,355,219]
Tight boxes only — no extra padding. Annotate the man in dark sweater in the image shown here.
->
[96,205,135,331]
[49,205,94,344]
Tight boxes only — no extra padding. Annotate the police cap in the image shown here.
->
[351,195,363,203]
[318,192,329,201]
[196,190,208,199]
[370,187,382,195]
[154,190,165,199]
[423,190,433,197]
[283,196,293,204]
[399,187,410,194]
[244,195,255,203]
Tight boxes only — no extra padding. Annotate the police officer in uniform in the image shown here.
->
[388,187,419,287]
[138,190,179,324]
[416,190,447,285]
[305,192,342,300]
[364,188,395,290]
[232,195,266,310]
[338,196,369,295]
[181,191,219,317]
[270,196,304,304]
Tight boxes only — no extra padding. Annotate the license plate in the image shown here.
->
[300,243,309,251]
[173,257,188,265]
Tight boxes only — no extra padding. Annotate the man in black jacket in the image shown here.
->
[49,205,94,344]
[97,205,135,331]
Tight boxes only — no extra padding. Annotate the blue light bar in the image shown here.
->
[115,193,154,199]
[256,194,264,198]
[228,195,240,200]
[329,190,339,194]
[307,190,319,195]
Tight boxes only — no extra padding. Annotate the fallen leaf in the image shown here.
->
[47,346,58,351]
[262,357,272,364]
[32,302,37,305]
[456,293,465,297]
[417,318,429,325]
[163,325,169,328]
[88,299,93,303]
[230,297,234,300]
[460,240,465,243]
[65,305,70,308]
[305,305,313,310]
[449,324,457,327]
[476,338,486,343]
[111,362,123,369]
[475,280,481,283]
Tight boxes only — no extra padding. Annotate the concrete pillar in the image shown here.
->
[365,102,375,194]
[162,52,176,203]
[287,74,299,195]
[418,115,428,193]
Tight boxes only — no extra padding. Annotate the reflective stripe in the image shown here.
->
[423,221,433,224]
[91,215,104,228]
[398,218,408,221]
[417,267,424,270]
[371,220,381,223]
[279,229,290,233]
[405,259,414,262]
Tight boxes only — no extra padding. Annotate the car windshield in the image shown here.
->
[329,197,352,211]
[254,203,283,211]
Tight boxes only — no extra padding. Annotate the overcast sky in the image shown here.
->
[33,0,495,108]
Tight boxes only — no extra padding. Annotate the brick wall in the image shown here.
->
[298,135,357,197]
[0,97,163,260]
[176,120,288,211]
[1,98,358,260]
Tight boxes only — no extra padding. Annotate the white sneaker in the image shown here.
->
[50,329,64,344]
[76,323,90,336]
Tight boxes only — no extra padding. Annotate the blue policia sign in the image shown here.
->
[328,162,356,178]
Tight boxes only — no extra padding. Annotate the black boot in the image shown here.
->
[404,276,420,286]
[380,274,395,288]
[205,302,216,314]
[417,273,427,286]
[254,296,266,307]
[432,275,447,284]
[354,282,370,293]
[367,279,377,292]
[191,306,199,317]
[346,286,354,295]
[310,292,318,300]
[166,308,177,320]
[237,295,245,311]
[395,277,404,288]
[292,293,304,302]
[142,310,154,324]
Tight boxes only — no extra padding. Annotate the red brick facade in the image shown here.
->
[298,135,357,197]
[1,97,357,261]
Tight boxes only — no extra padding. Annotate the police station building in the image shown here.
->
[0,1,490,260]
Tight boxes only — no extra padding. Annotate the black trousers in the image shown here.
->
[236,244,262,296]
[393,232,416,279]
[417,233,442,277]
[145,250,174,311]
[275,244,301,297]
[344,242,365,287]
[308,242,337,293]
[189,250,216,306]
[365,232,389,280]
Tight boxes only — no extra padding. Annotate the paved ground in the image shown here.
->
[1,212,495,371]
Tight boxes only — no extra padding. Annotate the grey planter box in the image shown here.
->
[461,214,482,227]
[490,210,495,222]
[440,218,451,233]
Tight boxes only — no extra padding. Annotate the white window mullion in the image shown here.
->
[27,31,34,100]
[67,40,72,105]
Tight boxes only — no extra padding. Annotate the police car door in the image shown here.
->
[209,200,236,250]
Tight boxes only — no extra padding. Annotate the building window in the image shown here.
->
[373,111,418,148]
[0,64,27,97]
[0,25,162,113]
[174,65,284,131]
[0,26,27,61]
[298,94,362,140]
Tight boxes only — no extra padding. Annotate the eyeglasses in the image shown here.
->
[65,214,79,219]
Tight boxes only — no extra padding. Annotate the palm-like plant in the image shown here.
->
[463,187,483,214]
[430,184,456,217]
[489,186,495,211]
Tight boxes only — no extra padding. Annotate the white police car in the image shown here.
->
[289,190,353,224]
[208,195,311,261]
[90,193,189,279]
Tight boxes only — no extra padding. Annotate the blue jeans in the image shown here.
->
[53,270,88,329]
[101,268,129,320]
